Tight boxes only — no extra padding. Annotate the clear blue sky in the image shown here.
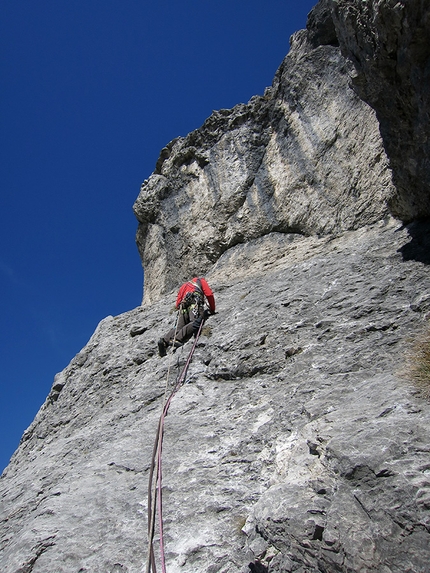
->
[0,0,316,472]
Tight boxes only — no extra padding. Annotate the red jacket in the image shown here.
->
[175,277,216,313]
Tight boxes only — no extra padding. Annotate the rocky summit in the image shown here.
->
[1,1,430,572]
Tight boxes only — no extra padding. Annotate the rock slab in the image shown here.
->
[1,220,430,572]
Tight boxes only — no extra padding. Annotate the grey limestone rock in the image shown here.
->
[2,1,430,572]
[133,14,394,305]
[1,220,430,573]
[313,0,430,221]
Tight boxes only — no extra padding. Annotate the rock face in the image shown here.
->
[329,0,430,221]
[134,0,430,307]
[2,1,430,572]
[1,220,430,573]
[133,18,394,305]
[308,0,430,220]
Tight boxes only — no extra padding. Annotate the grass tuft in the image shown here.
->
[201,325,212,338]
[233,515,248,535]
[403,324,430,399]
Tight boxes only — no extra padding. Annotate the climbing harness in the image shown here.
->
[181,279,204,312]
[146,315,205,573]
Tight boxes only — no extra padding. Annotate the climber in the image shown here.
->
[158,277,216,357]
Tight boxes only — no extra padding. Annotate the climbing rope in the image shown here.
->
[146,314,179,573]
[146,316,205,573]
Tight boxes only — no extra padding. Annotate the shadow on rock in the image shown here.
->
[249,562,268,573]
[398,220,430,265]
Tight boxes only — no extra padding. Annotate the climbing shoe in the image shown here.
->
[171,340,183,353]
[158,339,167,357]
